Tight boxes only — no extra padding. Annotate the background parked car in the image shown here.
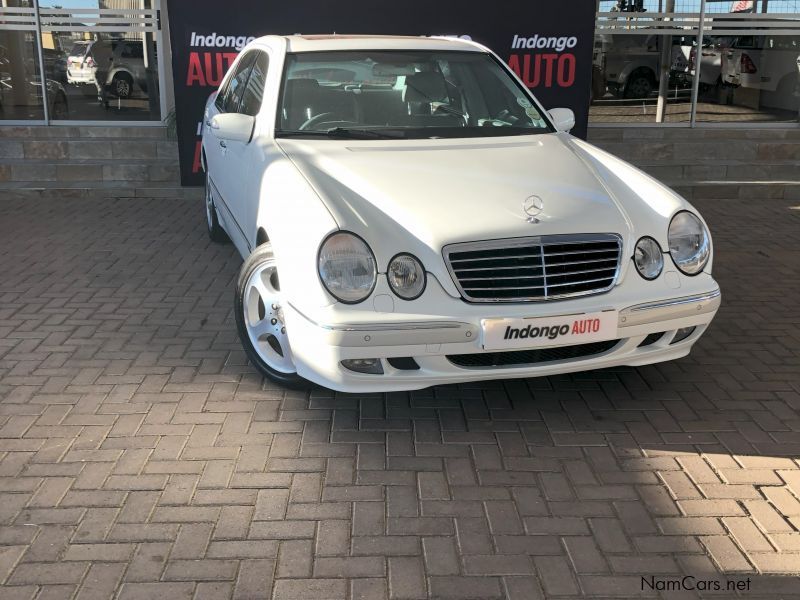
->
[796,53,800,100]
[0,75,68,120]
[66,39,149,99]
[722,35,800,111]
[66,41,95,86]
[595,34,687,99]
[107,40,149,98]
[680,37,728,91]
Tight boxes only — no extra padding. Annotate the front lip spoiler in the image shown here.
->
[619,289,721,328]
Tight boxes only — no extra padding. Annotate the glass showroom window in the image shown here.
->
[0,0,163,124]
[593,0,800,126]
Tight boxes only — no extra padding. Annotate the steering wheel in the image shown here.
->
[299,112,337,130]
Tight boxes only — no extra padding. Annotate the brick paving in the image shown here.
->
[0,193,799,599]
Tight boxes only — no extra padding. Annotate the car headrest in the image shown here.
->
[402,72,448,104]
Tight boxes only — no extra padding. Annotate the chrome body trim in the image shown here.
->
[618,288,721,329]
[628,289,721,313]
[288,303,468,332]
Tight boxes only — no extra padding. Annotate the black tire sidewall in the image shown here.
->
[234,244,311,390]
[625,75,653,99]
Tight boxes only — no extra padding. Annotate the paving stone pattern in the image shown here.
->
[0,194,799,599]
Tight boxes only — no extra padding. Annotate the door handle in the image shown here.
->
[219,140,227,149]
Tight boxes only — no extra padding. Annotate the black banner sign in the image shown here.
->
[167,0,597,186]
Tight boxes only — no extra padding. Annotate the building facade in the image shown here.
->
[0,0,797,131]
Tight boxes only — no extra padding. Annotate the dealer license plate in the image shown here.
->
[481,310,618,351]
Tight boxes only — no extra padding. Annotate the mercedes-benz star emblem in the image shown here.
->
[523,195,544,224]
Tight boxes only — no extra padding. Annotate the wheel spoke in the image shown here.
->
[251,273,273,305]
[249,319,273,340]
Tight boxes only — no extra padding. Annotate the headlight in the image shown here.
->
[668,211,710,276]
[634,237,664,280]
[387,254,426,300]
[318,232,377,304]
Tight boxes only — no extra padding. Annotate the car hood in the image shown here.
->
[277,133,688,297]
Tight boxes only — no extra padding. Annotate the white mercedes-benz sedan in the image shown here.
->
[201,34,721,393]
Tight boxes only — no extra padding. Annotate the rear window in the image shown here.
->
[69,43,90,57]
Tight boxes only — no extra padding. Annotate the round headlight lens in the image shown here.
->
[668,211,710,275]
[387,254,426,300]
[634,237,664,280]
[318,232,377,304]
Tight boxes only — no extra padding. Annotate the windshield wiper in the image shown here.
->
[275,128,405,139]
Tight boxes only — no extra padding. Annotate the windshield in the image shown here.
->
[277,50,553,139]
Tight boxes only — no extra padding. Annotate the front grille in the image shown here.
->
[448,339,620,368]
[444,234,622,303]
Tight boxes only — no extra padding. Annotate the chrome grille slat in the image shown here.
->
[443,234,623,303]
[449,253,541,263]
[538,266,618,277]
[451,264,546,273]
[458,275,547,282]
[463,284,546,291]
[546,276,616,288]
[542,248,620,257]
[534,257,617,268]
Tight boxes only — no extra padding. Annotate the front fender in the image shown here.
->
[567,137,714,275]
[256,156,339,312]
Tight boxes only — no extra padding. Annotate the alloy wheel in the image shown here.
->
[116,79,131,97]
[243,261,295,374]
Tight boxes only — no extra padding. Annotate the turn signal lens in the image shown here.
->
[387,254,426,300]
[634,237,664,280]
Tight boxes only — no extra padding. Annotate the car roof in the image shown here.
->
[257,34,486,53]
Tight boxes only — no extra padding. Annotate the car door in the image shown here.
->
[204,51,257,252]
[213,50,270,254]
[222,50,270,251]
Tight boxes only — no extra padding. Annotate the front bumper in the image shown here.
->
[284,274,721,393]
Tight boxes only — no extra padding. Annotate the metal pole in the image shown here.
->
[689,0,706,127]
[33,0,50,123]
[655,0,675,122]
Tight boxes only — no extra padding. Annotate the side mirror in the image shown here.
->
[209,113,255,143]
[548,108,575,133]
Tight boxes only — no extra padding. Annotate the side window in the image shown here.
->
[239,52,269,117]
[215,52,256,113]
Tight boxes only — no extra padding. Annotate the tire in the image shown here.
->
[234,244,312,390]
[111,72,133,98]
[205,172,229,243]
[624,71,654,99]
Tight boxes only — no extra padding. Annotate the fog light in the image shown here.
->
[341,358,384,374]
[671,327,696,344]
